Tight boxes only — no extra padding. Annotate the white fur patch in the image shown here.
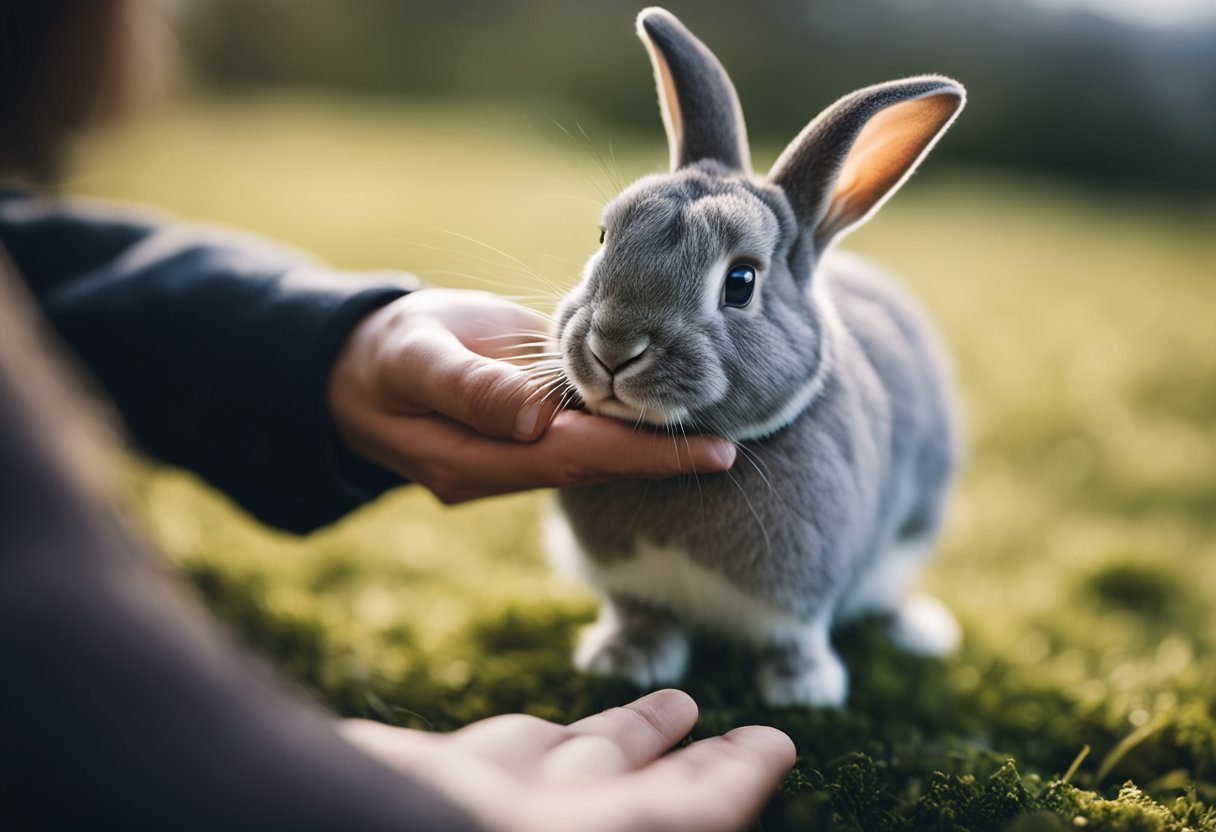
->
[546,510,805,644]
[757,657,848,708]
[888,593,961,657]
[756,621,849,708]
[836,537,930,622]
[585,395,689,428]
[574,606,690,687]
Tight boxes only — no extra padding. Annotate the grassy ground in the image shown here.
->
[71,93,1216,830]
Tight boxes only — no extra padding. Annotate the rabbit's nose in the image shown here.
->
[588,331,651,374]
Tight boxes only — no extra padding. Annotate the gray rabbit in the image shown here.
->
[546,7,965,707]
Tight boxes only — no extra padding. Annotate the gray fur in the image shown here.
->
[558,251,955,613]
[637,8,751,172]
[551,7,966,706]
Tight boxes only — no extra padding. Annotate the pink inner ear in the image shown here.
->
[643,37,684,170]
[822,93,961,238]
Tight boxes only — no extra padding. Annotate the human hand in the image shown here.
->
[340,689,795,832]
[326,288,737,503]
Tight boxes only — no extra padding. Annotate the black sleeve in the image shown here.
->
[0,190,411,533]
[0,371,478,831]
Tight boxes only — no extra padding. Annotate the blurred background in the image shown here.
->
[64,0,1216,828]
[178,0,1216,192]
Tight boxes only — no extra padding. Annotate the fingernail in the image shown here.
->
[708,441,736,469]
[515,403,542,439]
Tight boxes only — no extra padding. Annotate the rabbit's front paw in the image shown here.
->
[574,610,689,688]
[888,593,961,657]
[756,633,848,708]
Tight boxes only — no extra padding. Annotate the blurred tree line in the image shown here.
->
[182,0,1216,193]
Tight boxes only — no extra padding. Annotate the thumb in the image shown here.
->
[414,326,562,441]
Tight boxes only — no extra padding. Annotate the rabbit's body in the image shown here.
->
[548,8,966,706]
[551,251,959,704]
[554,249,955,621]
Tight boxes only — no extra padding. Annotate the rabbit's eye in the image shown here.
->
[722,264,756,308]
[599,228,606,245]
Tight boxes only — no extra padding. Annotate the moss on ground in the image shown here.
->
[169,562,1216,831]
[77,96,1216,831]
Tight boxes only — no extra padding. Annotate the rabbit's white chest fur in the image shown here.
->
[546,509,806,644]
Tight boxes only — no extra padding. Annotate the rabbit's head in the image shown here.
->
[555,7,964,439]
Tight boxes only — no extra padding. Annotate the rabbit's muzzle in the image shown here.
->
[587,329,651,375]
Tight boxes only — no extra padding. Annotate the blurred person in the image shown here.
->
[0,1,793,830]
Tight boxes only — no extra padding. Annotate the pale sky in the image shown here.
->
[1028,0,1216,26]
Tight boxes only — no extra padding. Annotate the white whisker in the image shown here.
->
[533,117,613,203]
[473,331,554,342]
[724,466,772,562]
[436,228,567,298]
[678,419,705,516]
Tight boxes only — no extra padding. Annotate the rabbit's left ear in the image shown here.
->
[637,8,750,173]
[769,76,965,251]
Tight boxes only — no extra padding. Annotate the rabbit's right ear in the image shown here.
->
[769,76,965,252]
[636,8,750,173]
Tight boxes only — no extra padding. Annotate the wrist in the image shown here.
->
[325,296,410,479]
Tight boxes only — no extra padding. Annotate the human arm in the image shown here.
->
[0,190,412,532]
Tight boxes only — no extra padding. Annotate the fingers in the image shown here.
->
[401,324,561,442]
[366,410,737,502]
[362,408,737,504]
[541,690,698,782]
[461,409,737,492]
[608,726,796,832]
[649,725,796,783]
[442,690,693,778]
[342,710,794,832]
[534,411,737,482]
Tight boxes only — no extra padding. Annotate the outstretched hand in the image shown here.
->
[340,689,795,832]
[327,288,737,503]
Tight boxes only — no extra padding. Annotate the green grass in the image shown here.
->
[71,93,1216,831]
